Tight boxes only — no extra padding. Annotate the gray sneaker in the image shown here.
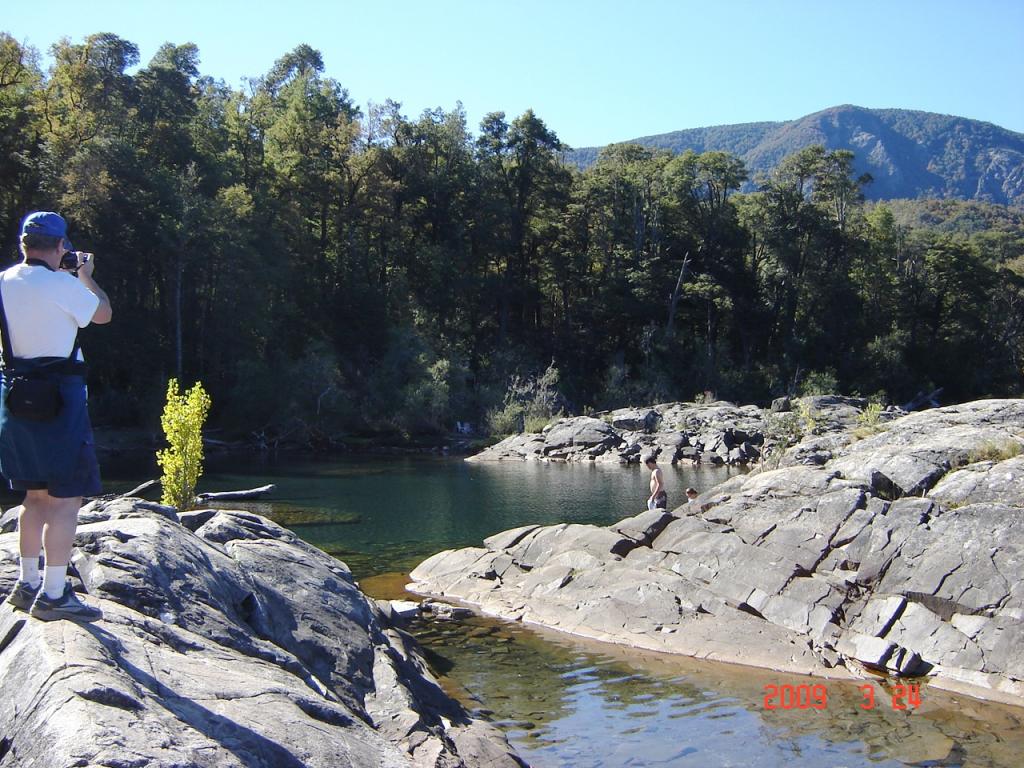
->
[30,583,103,623]
[4,579,40,611]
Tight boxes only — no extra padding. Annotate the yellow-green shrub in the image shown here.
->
[852,402,888,439]
[157,379,212,512]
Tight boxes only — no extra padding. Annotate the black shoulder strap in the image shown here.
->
[0,269,82,369]
[0,272,13,368]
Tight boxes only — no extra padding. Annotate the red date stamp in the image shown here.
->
[763,683,922,711]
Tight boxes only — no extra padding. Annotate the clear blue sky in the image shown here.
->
[5,0,1023,148]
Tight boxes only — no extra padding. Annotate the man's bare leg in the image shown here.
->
[39,494,81,599]
[39,495,80,566]
[18,493,48,586]
[28,491,100,621]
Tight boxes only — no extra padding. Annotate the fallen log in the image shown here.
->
[195,484,276,502]
[119,479,159,499]
[90,479,159,502]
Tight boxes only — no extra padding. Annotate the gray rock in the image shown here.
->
[973,617,1024,679]
[377,599,421,624]
[886,602,985,671]
[836,631,897,668]
[412,399,1024,707]
[928,455,1024,508]
[611,509,676,546]
[408,547,496,594]
[469,400,771,465]
[887,647,924,676]
[0,601,413,768]
[1,505,20,534]
[678,447,702,462]
[179,508,219,530]
[1,500,525,768]
[832,400,1024,496]
[799,395,868,424]
[876,502,1024,618]
[484,525,541,551]
[608,407,660,432]
[850,595,907,637]
[543,417,619,452]
[504,523,636,569]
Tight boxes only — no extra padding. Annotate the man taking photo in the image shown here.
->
[1,211,112,622]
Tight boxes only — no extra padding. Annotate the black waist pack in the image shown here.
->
[5,374,63,421]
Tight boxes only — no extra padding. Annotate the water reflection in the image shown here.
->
[409,612,1023,768]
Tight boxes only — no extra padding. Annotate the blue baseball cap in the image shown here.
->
[21,211,73,251]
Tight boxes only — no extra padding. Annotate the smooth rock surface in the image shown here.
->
[0,499,524,768]
[413,399,1024,708]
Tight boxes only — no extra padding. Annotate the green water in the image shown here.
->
[78,454,1024,766]
[104,453,738,578]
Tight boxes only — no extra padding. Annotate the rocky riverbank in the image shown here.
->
[411,399,1024,708]
[470,396,898,465]
[0,500,525,767]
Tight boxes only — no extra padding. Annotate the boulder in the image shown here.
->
[611,509,677,546]
[543,417,619,452]
[0,500,525,768]
[607,407,660,432]
[1,505,20,534]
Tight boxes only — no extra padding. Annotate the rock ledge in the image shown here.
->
[1,499,524,767]
[412,399,1024,708]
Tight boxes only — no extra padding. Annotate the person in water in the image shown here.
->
[643,453,667,510]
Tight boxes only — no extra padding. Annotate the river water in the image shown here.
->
[49,455,1024,766]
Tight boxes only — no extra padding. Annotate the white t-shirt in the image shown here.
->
[0,263,100,361]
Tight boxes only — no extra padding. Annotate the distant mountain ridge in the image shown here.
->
[567,106,1024,205]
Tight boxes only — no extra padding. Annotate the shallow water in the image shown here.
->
[404,612,1024,768]
[32,453,1022,767]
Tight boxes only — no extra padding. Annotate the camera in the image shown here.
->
[60,250,89,273]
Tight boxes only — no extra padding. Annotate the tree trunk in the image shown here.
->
[175,251,183,383]
[664,251,691,340]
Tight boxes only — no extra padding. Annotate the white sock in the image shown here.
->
[43,565,68,600]
[19,556,41,588]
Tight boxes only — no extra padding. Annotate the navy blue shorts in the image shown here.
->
[8,438,102,498]
[1,371,102,499]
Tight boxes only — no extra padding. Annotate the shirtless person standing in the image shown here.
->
[643,453,667,510]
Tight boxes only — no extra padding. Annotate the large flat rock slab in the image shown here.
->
[1,500,525,768]
[412,399,1024,708]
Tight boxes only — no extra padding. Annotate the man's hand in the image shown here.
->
[74,253,113,325]
[75,252,95,279]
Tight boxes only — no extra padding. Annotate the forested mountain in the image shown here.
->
[569,106,1024,205]
[1,33,1022,445]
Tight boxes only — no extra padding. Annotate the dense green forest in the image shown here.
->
[2,33,1023,444]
